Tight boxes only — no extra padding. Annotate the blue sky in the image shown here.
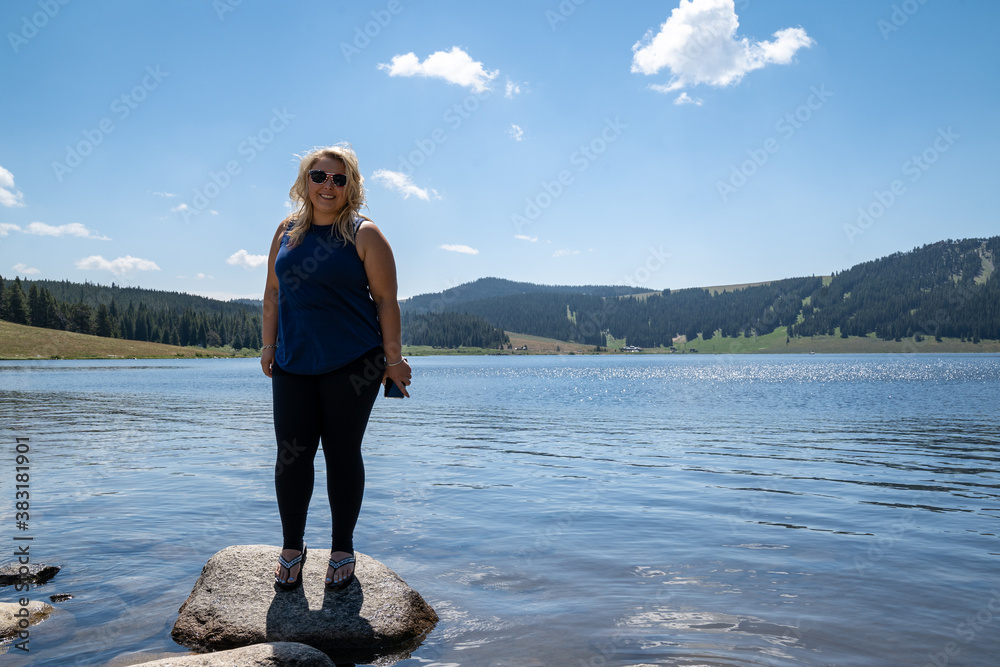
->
[1,0,997,301]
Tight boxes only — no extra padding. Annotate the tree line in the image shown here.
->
[0,276,263,350]
[430,237,998,346]
[788,237,999,342]
[438,277,822,347]
[3,236,995,351]
[0,275,506,351]
[401,311,509,348]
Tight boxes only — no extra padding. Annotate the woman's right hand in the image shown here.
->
[382,358,412,397]
[261,347,276,377]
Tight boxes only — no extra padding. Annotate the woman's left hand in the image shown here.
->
[383,358,412,398]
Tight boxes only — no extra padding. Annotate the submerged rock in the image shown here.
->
[0,563,60,586]
[0,600,53,639]
[129,641,333,666]
[171,545,437,664]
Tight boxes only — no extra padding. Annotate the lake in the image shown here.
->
[1,354,998,666]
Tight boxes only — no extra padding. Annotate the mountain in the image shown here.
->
[408,237,999,346]
[2,237,996,352]
[400,277,650,313]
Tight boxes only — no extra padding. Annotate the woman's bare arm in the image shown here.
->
[260,221,287,377]
[357,221,411,395]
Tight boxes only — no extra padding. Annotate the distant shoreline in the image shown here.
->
[3,319,998,360]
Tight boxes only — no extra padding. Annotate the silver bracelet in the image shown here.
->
[261,344,278,350]
[386,357,405,367]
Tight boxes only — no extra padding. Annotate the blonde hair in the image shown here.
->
[284,143,369,247]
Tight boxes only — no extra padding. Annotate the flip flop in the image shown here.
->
[275,543,306,590]
[325,554,356,591]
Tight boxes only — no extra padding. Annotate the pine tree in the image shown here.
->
[95,304,114,337]
[28,284,45,326]
[70,303,95,335]
[4,278,30,324]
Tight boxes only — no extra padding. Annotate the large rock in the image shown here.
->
[128,642,333,666]
[0,562,60,586]
[0,600,53,639]
[171,545,437,665]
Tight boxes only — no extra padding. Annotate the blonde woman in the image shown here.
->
[261,144,411,590]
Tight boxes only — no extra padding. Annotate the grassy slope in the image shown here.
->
[0,320,242,359]
[409,327,1000,356]
[671,327,1000,354]
[402,332,599,356]
[4,319,997,362]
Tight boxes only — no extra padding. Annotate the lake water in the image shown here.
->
[1,354,999,667]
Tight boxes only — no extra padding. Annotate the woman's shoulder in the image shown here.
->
[354,214,374,232]
[270,218,294,248]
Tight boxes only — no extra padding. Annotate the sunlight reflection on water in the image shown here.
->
[1,354,998,666]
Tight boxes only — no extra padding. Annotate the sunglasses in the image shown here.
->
[308,170,348,186]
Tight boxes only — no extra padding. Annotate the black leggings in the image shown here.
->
[271,346,383,552]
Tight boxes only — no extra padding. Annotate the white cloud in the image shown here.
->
[150,191,177,197]
[674,92,704,106]
[12,263,40,275]
[371,170,440,201]
[509,124,525,142]
[553,249,580,258]
[440,244,479,255]
[631,0,813,93]
[378,47,499,93]
[25,222,110,240]
[0,164,25,208]
[514,234,538,242]
[75,255,161,276]
[505,78,522,98]
[171,203,189,213]
[226,249,268,269]
[0,223,21,236]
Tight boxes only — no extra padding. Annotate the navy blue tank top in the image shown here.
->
[274,218,382,374]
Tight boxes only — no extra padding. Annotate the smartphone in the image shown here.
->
[384,379,406,398]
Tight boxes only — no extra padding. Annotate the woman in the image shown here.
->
[260,144,411,591]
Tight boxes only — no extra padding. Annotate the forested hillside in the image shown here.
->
[0,278,263,350]
[0,278,506,351]
[402,277,649,313]
[423,237,999,346]
[441,277,822,347]
[1,237,995,352]
[401,312,509,348]
[789,237,998,341]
